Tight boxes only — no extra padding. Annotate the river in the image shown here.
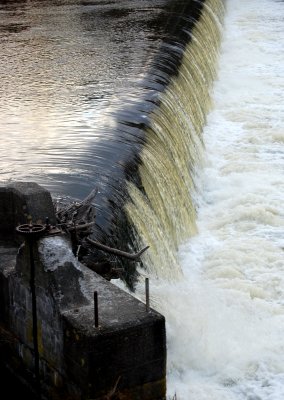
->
[1,0,284,399]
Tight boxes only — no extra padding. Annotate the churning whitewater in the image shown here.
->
[134,0,284,399]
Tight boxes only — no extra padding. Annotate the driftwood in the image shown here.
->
[56,188,97,225]
[86,237,149,261]
[54,188,149,281]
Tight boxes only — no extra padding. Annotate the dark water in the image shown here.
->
[0,0,203,237]
[0,0,167,195]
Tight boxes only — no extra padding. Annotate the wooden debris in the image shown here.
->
[54,188,149,281]
[86,237,149,261]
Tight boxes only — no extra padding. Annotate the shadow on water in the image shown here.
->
[0,0,204,288]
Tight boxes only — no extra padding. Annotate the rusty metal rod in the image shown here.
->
[28,237,41,399]
[16,222,46,399]
[94,291,99,328]
[145,278,150,312]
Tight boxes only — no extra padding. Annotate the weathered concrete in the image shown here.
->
[0,182,56,241]
[0,187,14,239]
[0,182,166,399]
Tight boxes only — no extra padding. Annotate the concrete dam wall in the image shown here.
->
[0,182,166,399]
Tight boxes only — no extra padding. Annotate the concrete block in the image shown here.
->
[0,187,14,238]
[8,181,56,227]
[0,184,166,400]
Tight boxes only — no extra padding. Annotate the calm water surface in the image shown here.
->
[0,0,170,199]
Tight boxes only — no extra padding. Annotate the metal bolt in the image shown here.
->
[45,217,51,232]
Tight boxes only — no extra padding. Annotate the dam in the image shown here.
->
[1,0,284,399]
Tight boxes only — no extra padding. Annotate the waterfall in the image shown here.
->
[126,0,225,279]
[121,0,284,398]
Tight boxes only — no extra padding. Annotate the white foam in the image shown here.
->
[137,0,284,398]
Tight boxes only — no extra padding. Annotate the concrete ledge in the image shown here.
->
[0,183,166,399]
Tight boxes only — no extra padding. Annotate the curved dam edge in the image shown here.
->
[90,0,207,287]
[92,0,206,225]
[0,182,166,400]
[124,0,225,282]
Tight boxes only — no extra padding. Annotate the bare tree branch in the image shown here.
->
[56,188,98,223]
[86,237,149,260]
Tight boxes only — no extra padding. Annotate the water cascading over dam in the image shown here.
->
[126,0,225,278]
[125,0,284,399]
